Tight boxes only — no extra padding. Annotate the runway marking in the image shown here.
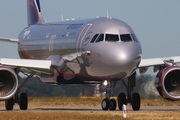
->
[0,106,179,112]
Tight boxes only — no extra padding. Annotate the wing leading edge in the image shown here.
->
[0,58,51,70]
[139,56,180,73]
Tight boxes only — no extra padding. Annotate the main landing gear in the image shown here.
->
[5,71,36,110]
[101,73,140,111]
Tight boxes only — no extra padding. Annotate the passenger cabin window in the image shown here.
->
[105,34,119,42]
[120,34,132,42]
[95,34,104,42]
[90,34,99,43]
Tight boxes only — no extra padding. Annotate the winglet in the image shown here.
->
[27,0,45,26]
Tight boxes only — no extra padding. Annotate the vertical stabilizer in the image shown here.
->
[27,0,44,26]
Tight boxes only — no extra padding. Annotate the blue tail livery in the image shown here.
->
[27,0,44,26]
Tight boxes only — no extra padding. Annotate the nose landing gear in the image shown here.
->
[101,80,117,111]
[101,72,141,111]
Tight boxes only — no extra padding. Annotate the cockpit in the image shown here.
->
[90,33,139,43]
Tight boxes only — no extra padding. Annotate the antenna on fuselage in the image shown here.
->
[107,10,109,18]
[45,18,48,23]
[61,15,64,21]
[106,10,112,19]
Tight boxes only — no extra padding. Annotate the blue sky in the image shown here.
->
[0,1,180,62]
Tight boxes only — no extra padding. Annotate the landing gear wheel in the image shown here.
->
[118,93,127,110]
[109,99,116,111]
[101,98,109,110]
[5,98,14,110]
[19,93,28,110]
[132,93,140,111]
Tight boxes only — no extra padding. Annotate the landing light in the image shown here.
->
[103,80,108,86]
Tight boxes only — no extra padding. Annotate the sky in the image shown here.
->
[0,0,180,74]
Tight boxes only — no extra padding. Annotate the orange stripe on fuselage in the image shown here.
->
[18,43,32,59]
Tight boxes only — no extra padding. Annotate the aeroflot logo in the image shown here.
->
[83,31,93,46]
[67,24,83,29]
[23,30,31,39]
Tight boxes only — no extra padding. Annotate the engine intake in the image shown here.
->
[155,66,180,100]
[0,66,18,100]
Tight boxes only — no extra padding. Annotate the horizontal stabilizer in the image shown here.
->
[0,38,19,43]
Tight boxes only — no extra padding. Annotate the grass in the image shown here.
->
[0,97,180,120]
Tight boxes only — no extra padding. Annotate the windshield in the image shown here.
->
[105,34,119,42]
[120,34,132,42]
[95,34,104,42]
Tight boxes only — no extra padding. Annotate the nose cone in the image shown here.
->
[86,41,142,79]
[101,42,142,78]
[104,42,142,64]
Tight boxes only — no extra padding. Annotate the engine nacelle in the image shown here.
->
[0,66,18,100]
[155,66,180,101]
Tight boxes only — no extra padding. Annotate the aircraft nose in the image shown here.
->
[86,42,142,79]
[111,42,142,64]
[109,42,142,77]
[90,42,141,79]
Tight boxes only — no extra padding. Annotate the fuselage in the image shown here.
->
[18,17,142,82]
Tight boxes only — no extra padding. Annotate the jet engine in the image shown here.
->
[155,66,180,100]
[0,66,18,100]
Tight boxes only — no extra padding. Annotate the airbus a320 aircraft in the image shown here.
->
[0,0,180,111]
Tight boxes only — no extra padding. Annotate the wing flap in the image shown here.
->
[0,58,51,70]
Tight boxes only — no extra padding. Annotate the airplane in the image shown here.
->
[0,0,180,111]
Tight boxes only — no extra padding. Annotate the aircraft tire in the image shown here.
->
[118,93,127,110]
[5,97,14,110]
[132,93,140,111]
[109,99,116,111]
[19,93,28,110]
[101,98,109,110]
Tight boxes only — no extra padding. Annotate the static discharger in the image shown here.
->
[122,104,127,118]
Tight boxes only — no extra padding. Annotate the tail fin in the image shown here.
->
[27,0,44,26]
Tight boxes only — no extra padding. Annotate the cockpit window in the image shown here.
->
[90,34,99,43]
[105,34,119,42]
[95,34,104,42]
[131,34,139,42]
[120,34,132,42]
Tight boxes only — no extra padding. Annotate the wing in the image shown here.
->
[139,56,180,74]
[0,53,79,76]
[0,58,51,69]
[0,38,55,74]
